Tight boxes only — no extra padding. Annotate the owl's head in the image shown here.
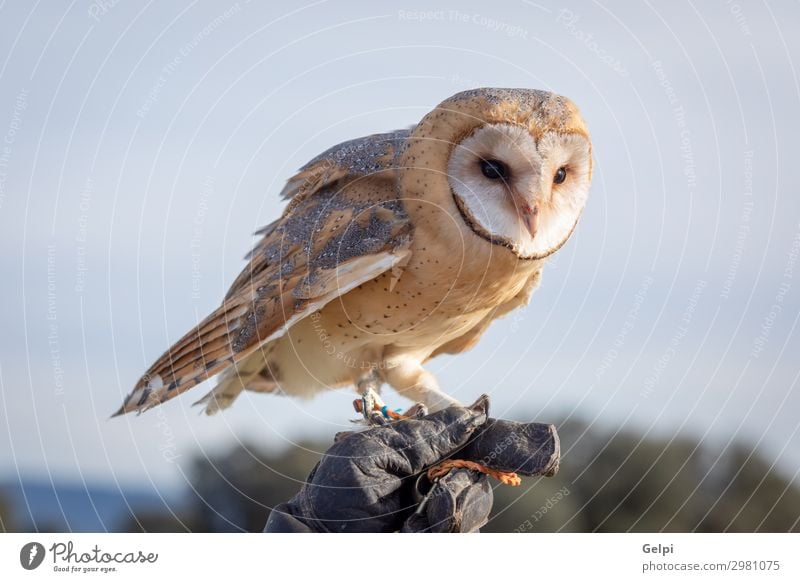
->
[403,88,592,260]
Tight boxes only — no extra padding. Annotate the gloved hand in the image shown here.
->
[264,395,559,533]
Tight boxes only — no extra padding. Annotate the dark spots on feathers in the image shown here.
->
[232,304,267,353]
[311,210,398,270]
[136,388,152,407]
[301,129,410,176]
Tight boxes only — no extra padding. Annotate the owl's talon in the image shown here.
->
[353,386,381,420]
[353,386,410,423]
[368,411,388,425]
[403,402,428,418]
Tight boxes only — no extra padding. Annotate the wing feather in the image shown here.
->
[278,128,409,206]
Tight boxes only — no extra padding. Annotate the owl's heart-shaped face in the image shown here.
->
[447,123,592,260]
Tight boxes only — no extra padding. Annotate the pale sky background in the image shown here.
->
[0,0,799,492]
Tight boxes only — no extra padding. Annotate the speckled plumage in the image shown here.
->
[115,88,592,417]
[300,128,410,177]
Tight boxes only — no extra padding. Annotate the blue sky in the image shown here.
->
[0,0,798,490]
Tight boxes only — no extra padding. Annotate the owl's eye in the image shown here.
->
[553,166,568,184]
[479,159,509,180]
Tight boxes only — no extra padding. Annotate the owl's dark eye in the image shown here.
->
[553,166,568,184]
[479,159,509,180]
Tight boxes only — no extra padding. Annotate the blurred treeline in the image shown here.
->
[0,495,9,532]
[2,420,797,532]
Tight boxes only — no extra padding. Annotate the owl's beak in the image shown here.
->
[522,204,539,239]
[510,188,539,239]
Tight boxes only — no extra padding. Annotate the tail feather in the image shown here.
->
[150,304,248,371]
[113,272,300,417]
[113,296,277,417]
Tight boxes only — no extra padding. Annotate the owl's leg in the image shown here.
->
[352,367,427,422]
[384,360,461,412]
[354,368,390,424]
[355,367,381,395]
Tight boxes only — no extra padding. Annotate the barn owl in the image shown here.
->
[114,88,592,418]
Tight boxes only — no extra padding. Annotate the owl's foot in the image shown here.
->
[353,387,402,423]
[402,402,428,418]
[428,459,522,487]
[352,387,428,424]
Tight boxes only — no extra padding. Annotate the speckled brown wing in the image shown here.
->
[278,128,409,203]
[114,130,413,417]
[223,128,410,300]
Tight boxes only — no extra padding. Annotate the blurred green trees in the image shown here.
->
[0,493,12,532]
